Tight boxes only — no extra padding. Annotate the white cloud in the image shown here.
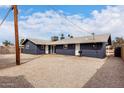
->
[0,5,10,8]
[83,5,124,38]
[19,10,89,39]
[0,21,14,43]
[1,5,124,44]
[19,8,33,15]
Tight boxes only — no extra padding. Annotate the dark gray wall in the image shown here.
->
[23,40,107,58]
[37,45,45,54]
[23,41,37,54]
[55,44,75,55]
[80,42,106,58]
[23,41,45,54]
[55,43,106,58]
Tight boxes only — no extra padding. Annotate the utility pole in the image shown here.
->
[13,5,20,65]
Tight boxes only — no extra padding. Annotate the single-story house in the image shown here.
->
[22,38,50,54]
[22,34,112,58]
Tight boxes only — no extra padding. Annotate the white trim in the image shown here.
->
[63,44,68,49]
[53,46,55,54]
[75,44,80,56]
[45,45,48,54]
[26,44,29,49]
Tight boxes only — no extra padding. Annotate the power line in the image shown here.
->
[0,6,13,27]
[45,6,92,35]
[61,14,91,34]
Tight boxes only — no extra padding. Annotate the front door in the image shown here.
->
[48,45,55,54]
[49,45,54,54]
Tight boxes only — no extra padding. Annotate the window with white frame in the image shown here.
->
[63,44,68,49]
[26,44,29,49]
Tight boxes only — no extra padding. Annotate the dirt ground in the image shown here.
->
[0,54,106,88]
[0,54,41,70]
[83,57,124,88]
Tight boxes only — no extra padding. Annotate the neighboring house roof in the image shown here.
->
[22,34,111,45]
[50,34,111,45]
[22,38,51,45]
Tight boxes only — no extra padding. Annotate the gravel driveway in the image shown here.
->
[0,54,105,88]
[83,57,124,88]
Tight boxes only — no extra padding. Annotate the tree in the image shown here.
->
[68,34,71,37]
[112,37,124,48]
[60,33,65,40]
[70,35,74,38]
[20,38,25,44]
[68,34,73,38]
[2,40,13,46]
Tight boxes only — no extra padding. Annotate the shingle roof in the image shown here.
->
[22,34,111,45]
[50,34,111,45]
[22,38,51,45]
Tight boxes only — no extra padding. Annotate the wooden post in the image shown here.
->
[13,5,20,65]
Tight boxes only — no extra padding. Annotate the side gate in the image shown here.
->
[114,47,121,57]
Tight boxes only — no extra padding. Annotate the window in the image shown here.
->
[26,44,29,49]
[63,44,68,49]
[93,44,96,48]
[81,43,102,50]
[41,45,44,49]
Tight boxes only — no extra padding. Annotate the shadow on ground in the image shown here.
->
[21,56,42,64]
[83,57,124,88]
[0,58,17,70]
[0,75,34,88]
[0,55,41,70]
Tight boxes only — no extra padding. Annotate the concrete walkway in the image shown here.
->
[83,57,124,88]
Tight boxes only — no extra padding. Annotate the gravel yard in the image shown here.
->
[0,54,105,88]
[83,57,124,88]
[0,54,41,70]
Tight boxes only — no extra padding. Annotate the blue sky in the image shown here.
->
[0,5,124,44]
[0,5,107,21]
[19,5,106,17]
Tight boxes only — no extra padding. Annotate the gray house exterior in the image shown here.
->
[80,43,106,58]
[55,44,75,55]
[22,34,112,58]
[23,40,38,54]
[22,39,49,54]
